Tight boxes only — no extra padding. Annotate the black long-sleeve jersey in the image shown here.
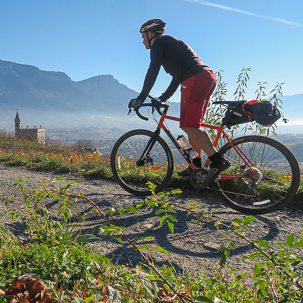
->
[137,35,211,102]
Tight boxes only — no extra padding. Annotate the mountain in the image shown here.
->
[0,60,140,113]
[0,59,301,140]
[0,59,180,135]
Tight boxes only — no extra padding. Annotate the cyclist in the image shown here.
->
[128,18,230,180]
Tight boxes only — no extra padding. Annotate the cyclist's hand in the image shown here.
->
[151,97,162,107]
[128,98,143,110]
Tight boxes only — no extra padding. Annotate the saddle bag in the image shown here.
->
[222,100,281,128]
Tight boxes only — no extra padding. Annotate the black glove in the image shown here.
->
[151,97,162,107]
[128,98,143,110]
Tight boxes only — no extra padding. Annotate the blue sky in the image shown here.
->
[1,0,302,103]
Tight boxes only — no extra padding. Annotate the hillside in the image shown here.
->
[0,59,302,138]
[0,59,180,132]
[0,60,138,114]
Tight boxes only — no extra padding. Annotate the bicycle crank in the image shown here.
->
[189,168,209,189]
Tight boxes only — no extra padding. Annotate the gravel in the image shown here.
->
[1,163,302,277]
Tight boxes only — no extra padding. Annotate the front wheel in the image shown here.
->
[111,129,174,196]
[213,135,300,214]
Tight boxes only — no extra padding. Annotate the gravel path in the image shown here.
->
[1,163,302,277]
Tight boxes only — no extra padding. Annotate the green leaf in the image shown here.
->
[256,240,270,246]
[231,218,242,224]
[229,242,235,249]
[154,247,170,255]
[254,263,261,274]
[65,201,76,209]
[159,215,167,225]
[69,180,80,185]
[235,273,248,281]
[192,296,214,303]
[220,254,227,267]
[57,208,64,216]
[114,237,122,244]
[286,233,295,248]
[243,216,254,226]
[278,249,287,258]
[136,201,144,209]
[85,296,95,303]
[165,208,177,213]
[167,215,178,222]
[294,239,303,247]
[155,209,165,215]
[171,189,182,194]
[125,207,137,214]
[137,244,151,250]
[168,221,174,234]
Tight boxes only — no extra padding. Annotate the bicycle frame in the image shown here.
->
[151,107,255,181]
[112,100,300,213]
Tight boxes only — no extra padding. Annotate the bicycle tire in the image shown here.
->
[212,135,300,214]
[111,129,174,196]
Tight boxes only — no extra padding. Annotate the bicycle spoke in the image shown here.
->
[213,135,300,214]
[111,129,173,195]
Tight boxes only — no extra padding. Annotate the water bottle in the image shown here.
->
[177,135,199,159]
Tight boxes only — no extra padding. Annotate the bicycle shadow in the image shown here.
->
[60,195,281,272]
[9,191,281,273]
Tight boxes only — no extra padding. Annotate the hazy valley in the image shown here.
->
[1,59,303,151]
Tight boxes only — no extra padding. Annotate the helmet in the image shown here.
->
[140,19,166,34]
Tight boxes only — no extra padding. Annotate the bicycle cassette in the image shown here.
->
[189,168,209,189]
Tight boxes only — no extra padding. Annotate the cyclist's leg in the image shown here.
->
[179,70,229,177]
[182,127,216,157]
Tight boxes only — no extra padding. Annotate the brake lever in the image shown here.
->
[135,108,149,121]
[150,98,163,116]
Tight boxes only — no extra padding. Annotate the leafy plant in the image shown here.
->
[1,177,303,302]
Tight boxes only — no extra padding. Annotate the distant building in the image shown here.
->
[14,112,46,144]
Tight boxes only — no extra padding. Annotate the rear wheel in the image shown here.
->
[213,135,300,214]
[110,129,173,196]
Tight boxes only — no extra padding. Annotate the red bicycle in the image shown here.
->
[111,96,300,214]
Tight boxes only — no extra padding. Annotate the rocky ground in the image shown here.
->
[0,163,302,278]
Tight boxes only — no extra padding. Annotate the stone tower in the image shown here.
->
[14,112,46,144]
[14,111,21,136]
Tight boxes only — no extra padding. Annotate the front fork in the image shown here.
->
[136,129,160,166]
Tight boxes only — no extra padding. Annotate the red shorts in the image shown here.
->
[180,70,216,128]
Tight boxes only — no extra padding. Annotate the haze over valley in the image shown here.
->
[0,59,303,145]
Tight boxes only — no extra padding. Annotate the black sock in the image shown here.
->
[208,152,222,164]
[193,157,202,168]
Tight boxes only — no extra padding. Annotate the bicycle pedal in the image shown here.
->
[189,168,209,189]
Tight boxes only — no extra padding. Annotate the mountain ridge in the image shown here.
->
[0,60,138,113]
[0,59,302,137]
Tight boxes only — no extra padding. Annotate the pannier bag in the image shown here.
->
[222,100,281,128]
